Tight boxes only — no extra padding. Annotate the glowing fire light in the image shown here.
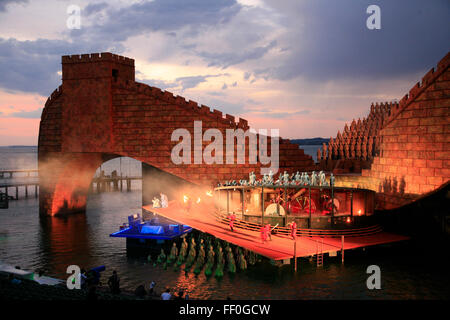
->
[206,190,213,197]
[196,197,201,204]
[346,217,351,223]
[358,209,362,215]
[183,195,189,203]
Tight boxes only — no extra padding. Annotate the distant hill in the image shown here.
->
[290,138,328,145]
[0,145,37,148]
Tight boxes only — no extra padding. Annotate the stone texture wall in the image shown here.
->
[317,103,392,173]
[38,52,315,216]
[337,52,450,209]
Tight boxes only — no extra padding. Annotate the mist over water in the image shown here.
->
[0,147,449,299]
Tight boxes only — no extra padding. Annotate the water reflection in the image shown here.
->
[38,213,91,277]
[0,190,448,299]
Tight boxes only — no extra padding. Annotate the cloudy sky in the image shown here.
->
[0,0,448,145]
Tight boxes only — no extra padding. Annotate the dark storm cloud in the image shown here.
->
[0,0,240,95]
[84,2,109,16]
[259,0,450,81]
[175,74,226,91]
[0,37,120,95]
[198,40,277,69]
[0,0,27,12]
[74,0,241,42]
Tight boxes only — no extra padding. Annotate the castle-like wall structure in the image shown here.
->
[317,102,393,173]
[38,53,315,216]
[335,52,450,209]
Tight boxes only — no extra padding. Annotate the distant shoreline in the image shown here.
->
[0,146,37,148]
[0,138,328,149]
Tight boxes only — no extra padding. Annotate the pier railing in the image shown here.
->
[213,210,383,238]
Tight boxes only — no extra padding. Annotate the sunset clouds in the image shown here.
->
[0,0,448,145]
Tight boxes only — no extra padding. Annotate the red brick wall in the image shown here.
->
[38,52,315,216]
[360,52,450,209]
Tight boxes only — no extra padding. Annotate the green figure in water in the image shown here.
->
[238,252,247,271]
[204,245,215,277]
[226,247,236,273]
[193,244,206,275]
[176,238,188,266]
[167,242,178,265]
[147,254,152,264]
[214,247,225,278]
[185,239,197,269]
[248,250,257,265]
[156,249,166,264]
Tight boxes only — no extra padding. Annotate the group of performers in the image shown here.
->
[151,192,169,208]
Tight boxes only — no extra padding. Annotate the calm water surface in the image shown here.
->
[0,147,448,299]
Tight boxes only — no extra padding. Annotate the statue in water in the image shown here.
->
[193,244,206,275]
[214,247,225,278]
[176,238,188,265]
[167,242,178,264]
[226,247,236,273]
[204,245,215,277]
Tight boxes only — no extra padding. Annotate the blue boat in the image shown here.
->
[110,213,192,242]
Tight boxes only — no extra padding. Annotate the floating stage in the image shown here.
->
[144,200,409,261]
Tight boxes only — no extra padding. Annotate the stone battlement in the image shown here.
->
[61,52,134,66]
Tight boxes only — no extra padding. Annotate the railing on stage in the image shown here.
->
[213,184,377,231]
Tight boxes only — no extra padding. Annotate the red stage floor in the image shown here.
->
[143,201,409,261]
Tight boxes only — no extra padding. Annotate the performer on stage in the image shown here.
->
[160,192,168,208]
[265,223,272,241]
[228,213,236,232]
[290,221,297,240]
[260,226,267,244]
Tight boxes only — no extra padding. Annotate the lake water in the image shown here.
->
[0,147,448,299]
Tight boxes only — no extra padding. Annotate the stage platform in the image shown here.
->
[143,200,409,261]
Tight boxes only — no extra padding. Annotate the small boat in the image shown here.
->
[0,261,64,286]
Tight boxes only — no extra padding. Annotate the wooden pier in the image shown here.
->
[0,169,38,179]
[91,175,142,193]
[0,181,39,200]
[0,169,142,201]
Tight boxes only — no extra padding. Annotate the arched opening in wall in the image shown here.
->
[85,156,195,225]
[85,156,143,234]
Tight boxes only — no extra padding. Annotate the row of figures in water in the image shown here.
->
[149,234,261,278]
[220,170,335,188]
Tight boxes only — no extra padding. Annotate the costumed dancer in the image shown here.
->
[160,192,168,208]
[260,225,267,244]
[228,213,236,232]
[290,221,297,240]
[265,223,272,241]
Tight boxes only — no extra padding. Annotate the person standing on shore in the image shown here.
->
[107,270,121,294]
[161,288,172,300]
